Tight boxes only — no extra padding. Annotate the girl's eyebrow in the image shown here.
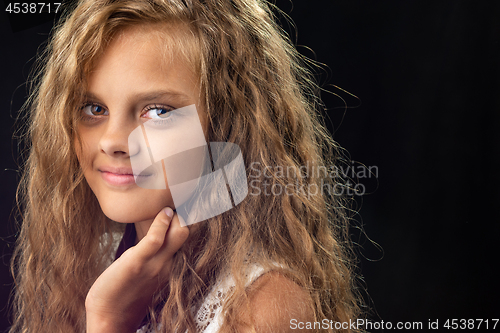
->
[83,90,192,104]
[133,90,192,103]
[83,91,104,102]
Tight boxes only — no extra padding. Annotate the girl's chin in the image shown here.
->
[104,210,156,224]
[99,201,173,224]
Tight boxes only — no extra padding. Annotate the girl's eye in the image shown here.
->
[142,106,174,119]
[82,104,108,116]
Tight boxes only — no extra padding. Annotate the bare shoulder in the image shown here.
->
[239,271,315,333]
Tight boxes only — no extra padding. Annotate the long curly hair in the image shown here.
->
[10,0,362,332]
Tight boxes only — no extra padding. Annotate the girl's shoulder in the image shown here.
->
[197,263,314,333]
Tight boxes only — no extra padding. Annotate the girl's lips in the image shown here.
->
[100,171,136,186]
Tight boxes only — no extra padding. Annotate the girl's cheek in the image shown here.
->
[74,131,96,170]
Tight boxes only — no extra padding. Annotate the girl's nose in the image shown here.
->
[98,118,139,158]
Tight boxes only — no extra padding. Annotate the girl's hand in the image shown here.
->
[85,208,189,333]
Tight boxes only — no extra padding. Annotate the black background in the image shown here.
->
[1,0,499,332]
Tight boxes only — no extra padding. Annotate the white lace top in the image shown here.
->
[136,264,267,333]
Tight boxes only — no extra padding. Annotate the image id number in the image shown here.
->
[5,3,62,14]
[443,319,499,330]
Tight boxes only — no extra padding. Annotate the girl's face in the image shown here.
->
[75,25,205,223]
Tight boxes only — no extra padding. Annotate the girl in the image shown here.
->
[11,0,362,332]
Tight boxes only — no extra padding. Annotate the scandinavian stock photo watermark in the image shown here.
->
[248,161,378,198]
[290,318,500,331]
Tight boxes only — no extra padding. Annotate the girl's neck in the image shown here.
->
[134,219,154,244]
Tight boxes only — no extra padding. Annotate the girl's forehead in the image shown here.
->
[88,22,200,80]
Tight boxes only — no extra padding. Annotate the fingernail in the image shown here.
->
[164,207,173,218]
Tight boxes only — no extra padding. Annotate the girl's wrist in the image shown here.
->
[86,310,138,333]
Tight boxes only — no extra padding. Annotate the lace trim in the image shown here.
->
[136,324,154,333]
[195,288,228,332]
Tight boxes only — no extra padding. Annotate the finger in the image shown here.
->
[134,207,174,261]
[158,212,190,261]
